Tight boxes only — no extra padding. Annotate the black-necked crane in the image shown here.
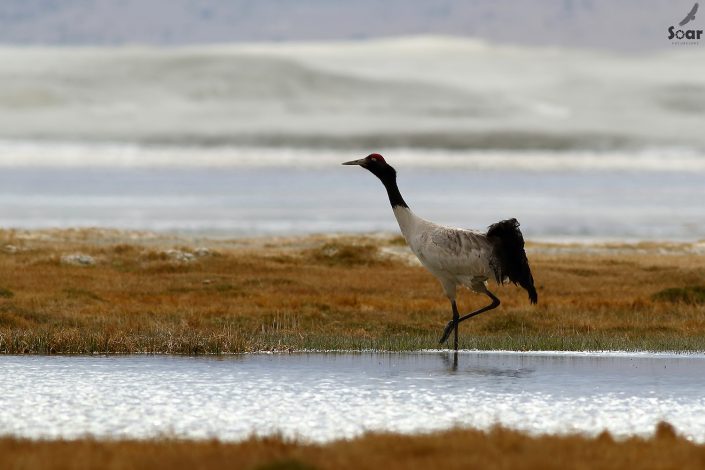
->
[343,153,537,351]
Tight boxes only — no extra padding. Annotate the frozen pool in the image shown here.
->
[1,351,704,442]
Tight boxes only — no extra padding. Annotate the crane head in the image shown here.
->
[342,153,396,181]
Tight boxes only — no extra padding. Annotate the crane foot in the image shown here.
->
[439,320,455,344]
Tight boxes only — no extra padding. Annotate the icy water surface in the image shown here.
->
[1,167,704,241]
[2,352,705,442]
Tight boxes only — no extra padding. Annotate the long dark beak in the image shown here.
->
[342,158,366,166]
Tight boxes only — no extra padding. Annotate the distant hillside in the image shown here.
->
[0,0,689,51]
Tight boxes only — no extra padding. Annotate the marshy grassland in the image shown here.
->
[0,228,704,354]
[2,423,704,470]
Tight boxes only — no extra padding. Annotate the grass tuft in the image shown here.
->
[255,459,319,470]
[653,286,705,305]
[388,236,407,246]
[0,287,13,298]
[307,242,384,267]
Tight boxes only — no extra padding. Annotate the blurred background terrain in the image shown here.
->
[0,0,703,241]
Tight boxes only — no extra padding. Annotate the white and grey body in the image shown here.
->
[393,206,495,299]
[343,153,537,351]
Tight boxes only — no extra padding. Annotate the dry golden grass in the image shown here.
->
[1,229,704,353]
[2,423,705,470]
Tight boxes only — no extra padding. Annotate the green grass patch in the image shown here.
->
[0,287,13,299]
[388,236,407,246]
[255,460,319,470]
[1,327,704,354]
[307,242,384,267]
[653,286,705,305]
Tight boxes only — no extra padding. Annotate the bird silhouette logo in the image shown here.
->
[679,3,698,26]
[668,2,703,41]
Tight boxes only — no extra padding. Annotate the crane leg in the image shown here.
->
[439,290,501,347]
[452,301,459,351]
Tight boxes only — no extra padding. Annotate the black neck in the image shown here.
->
[379,173,409,209]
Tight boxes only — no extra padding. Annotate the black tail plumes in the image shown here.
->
[487,218,538,304]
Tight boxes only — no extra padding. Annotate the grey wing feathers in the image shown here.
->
[429,228,490,258]
[415,226,493,276]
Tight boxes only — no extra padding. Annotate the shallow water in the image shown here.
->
[2,352,705,442]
